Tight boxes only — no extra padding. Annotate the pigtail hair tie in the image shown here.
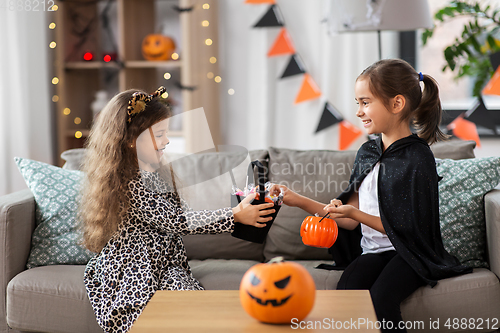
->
[418,72,424,81]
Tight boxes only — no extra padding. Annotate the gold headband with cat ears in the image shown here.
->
[127,86,166,124]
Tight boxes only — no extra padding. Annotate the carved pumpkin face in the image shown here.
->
[300,216,338,248]
[239,257,316,324]
[142,34,176,61]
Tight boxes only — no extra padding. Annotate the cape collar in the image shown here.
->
[375,133,428,156]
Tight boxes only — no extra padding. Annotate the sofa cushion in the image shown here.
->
[264,147,357,262]
[430,139,476,160]
[6,265,102,333]
[189,259,260,290]
[189,259,343,290]
[14,157,94,268]
[401,268,500,332]
[289,260,344,290]
[437,157,500,268]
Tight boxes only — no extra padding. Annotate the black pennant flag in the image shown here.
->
[315,102,344,133]
[490,51,500,71]
[280,54,306,78]
[465,97,497,133]
[253,5,284,27]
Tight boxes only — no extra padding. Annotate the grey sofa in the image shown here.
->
[1,141,499,333]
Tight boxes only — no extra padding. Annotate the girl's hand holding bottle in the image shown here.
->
[232,193,275,228]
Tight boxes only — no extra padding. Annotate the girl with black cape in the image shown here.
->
[271,59,471,332]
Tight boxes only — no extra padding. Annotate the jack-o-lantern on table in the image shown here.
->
[141,34,176,61]
[239,257,316,324]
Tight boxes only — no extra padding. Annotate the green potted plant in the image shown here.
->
[422,0,500,96]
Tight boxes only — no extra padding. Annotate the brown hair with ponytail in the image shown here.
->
[357,58,448,144]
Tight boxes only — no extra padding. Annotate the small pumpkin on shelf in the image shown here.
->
[141,34,176,61]
[239,256,316,324]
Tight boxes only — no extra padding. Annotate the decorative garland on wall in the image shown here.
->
[448,51,500,147]
[245,0,362,150]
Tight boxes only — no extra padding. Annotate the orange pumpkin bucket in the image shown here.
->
[300,214,338,248]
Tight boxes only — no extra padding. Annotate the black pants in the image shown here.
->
[337,251,426,332]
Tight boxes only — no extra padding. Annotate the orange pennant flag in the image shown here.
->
[448,116,481,148]
[245,0,275,3]
[339,120,363,150]
[294,74,322,104]
[482,66,500,96]
[268,28,295,57]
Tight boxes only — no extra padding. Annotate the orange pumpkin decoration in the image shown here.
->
[300,216,338,248]
[142,34,176,61]
[239,257,316,324]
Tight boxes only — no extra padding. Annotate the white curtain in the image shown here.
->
[0,10,53,196]
[218,0,398,151]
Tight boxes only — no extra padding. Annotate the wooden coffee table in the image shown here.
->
[129,290,380,332]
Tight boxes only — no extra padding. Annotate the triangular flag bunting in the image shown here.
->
[490,51,500,71]
[268,28,295,57]
[253,5,283,27]
[465,97,496,132]
[281,54,306,78]
[294,74,322,104]
[245,0,275,3]
[482,65,500,96]
[339,120,362,150]
[315,102,344,133]
[447,116,481,148]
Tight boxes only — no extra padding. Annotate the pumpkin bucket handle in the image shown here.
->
[318,212,330,223]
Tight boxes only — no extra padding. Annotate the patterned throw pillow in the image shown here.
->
[437,157,500,268]
[15,157,94,268]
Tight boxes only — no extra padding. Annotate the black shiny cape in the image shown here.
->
[337,134,471,286]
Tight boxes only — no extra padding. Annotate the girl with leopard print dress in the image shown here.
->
[79,87,274,333]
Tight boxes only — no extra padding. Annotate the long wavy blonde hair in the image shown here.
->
[80,89,172,253]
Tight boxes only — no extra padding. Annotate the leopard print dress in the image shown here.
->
[84,170,235,333]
